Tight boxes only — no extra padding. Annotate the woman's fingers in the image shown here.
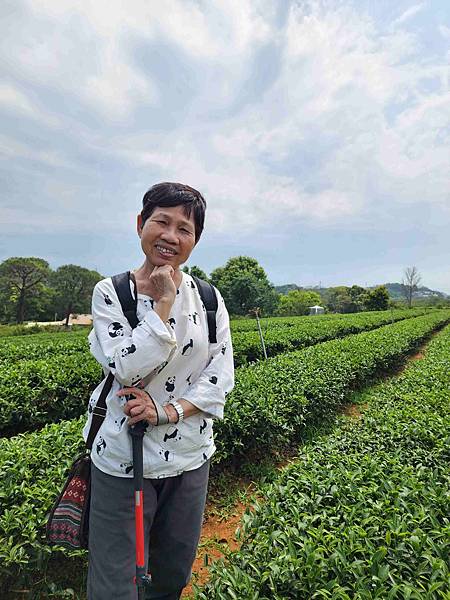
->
[124,398,157,415]
[128,405,158,426]
[117,386,142,397]
[117,387,158,425]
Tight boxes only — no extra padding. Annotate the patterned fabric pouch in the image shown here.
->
[46,453,91,549]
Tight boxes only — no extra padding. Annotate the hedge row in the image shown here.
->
[0,310,448,586]
[229,308,427,332]
[0,353,101,436]
[0,329,88,365]
[231,308,427,364]
[197,324,450,599]
[212,309,450,464]
[1,309,426,364]
[0,309,431,435]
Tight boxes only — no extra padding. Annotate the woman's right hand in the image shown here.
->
[148,265,177,302]
[149,266,177,322]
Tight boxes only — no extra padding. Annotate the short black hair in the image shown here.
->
[141,182,207,243]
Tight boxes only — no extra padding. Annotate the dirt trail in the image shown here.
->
[182,502,246,597]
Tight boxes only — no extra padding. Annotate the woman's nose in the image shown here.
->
[160,227,179,244]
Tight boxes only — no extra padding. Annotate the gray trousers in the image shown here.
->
[87,460,210,600]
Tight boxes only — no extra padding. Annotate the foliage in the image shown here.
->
[1,311,449,590]
[276,290,322,316]
[0,309,431,435]
[364,285,390,311]
[51,264,102,325]
[0,351,101,436]
[0,323,88,337]
[197,324,450,599]
[210,256,279,316]
[0,257,52,324]
[324,286,361,313]
[182,265,209,281]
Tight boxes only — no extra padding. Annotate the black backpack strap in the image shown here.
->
[86,372,114,450]
[192,276,218,344]
[86,271,139,450]
[111,271,139,329]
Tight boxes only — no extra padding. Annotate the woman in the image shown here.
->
[83,182,234,600]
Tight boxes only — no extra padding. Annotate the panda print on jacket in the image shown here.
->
[188,312,200,325]
[120,462,133,474]
[163,426,182,444]
[83,270,234,479]
[108,322,124,337]
[121,344,136,357]
[114,416,126,432]
[182,339,194,356]
[96,436,106,456]
[165,376,176,393]
[142,298,154,310]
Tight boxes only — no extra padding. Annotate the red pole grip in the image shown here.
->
[135,490,145,568]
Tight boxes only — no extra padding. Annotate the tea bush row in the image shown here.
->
[197,324,450,599]
[0,310,448,584]
[212,310,450,464]
[229,308,427,332]
[0,328,88,365]
[231,308,428,364]
[1,309,426,364]
[0,309,431,435]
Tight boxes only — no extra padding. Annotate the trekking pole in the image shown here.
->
[129,420,152,599]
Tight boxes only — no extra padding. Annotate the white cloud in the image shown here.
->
[0,83,60,127]
[0,134,73,169]
[1,0,449,240]
[0,0,275,121]
[392,2,426,26]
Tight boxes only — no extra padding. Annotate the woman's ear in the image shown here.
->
[137,214,143,237]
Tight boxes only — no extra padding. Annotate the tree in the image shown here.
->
[349,285,366,311]
[52,265,102,325]
[402,266,421,308]
[277,290,322,316]
[25,284,58,322]
[365,285,389,311]
[324,286,359,313]
[210,256,278,316]
[182,265,209,281]
[0,257,51,323]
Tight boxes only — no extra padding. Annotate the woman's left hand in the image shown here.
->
[118,387,160,426]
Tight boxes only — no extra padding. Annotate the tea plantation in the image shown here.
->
[0,309,449,598]
[198,323,450,599]
[0,309,427,436]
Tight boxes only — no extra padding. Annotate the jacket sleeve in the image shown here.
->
[89,278,177,387]
[180,288,234,419]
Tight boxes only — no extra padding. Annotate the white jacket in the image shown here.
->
[83,271,234,479]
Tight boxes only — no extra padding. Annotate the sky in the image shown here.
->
[1,0,449,293]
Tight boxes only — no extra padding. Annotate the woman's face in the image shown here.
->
[137,204,197,270]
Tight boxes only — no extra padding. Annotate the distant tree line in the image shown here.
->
[0,258,102,325]
[0,257,445,325]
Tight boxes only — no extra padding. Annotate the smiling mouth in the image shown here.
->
[155,244,177,256]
